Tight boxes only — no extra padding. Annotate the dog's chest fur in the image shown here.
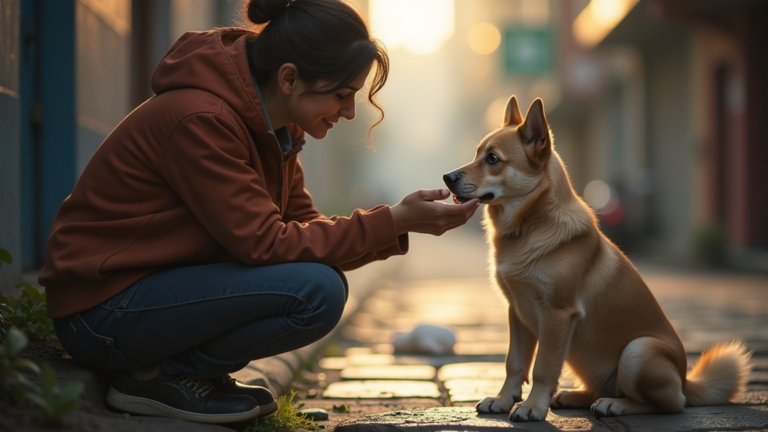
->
[488,229,558,334]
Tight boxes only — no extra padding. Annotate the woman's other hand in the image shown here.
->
[389,189,480,236]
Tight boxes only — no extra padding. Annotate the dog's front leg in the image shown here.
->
[476,305,536,414]
[509,308,579,422]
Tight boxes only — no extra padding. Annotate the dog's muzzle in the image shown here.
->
[443,171,460,190]
[443,171,495,203]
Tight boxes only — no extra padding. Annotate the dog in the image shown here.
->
[443,96,752,422]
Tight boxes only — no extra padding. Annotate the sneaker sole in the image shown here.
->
[107,387,276,424]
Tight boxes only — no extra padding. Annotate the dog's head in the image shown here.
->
[443,95,552,206]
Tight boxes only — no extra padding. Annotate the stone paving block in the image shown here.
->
[342,325,396,343]
[454,342,508,355]
[319,356,350,370]
[345,347,375,356]
[444,378,520,403]
[437,362,506,381]
[319,354,435,371]
[751,356,768,370]
[454,326,509,343]
[403,306,506,326]
[340,365,437,381]
[323,380,442,399]
[751,370,768,384]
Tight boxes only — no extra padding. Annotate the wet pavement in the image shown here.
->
[289,225,768,431]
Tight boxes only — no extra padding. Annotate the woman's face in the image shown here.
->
[288,63,373,140]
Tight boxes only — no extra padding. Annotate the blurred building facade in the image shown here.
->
[0,0,245,289]
[550,0,768,269]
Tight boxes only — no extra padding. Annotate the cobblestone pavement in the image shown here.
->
[290,226,768,431]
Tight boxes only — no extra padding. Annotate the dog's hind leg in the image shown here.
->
[592,337,686,417]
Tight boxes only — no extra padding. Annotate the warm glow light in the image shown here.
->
[369,0,455,55]
[573,0,639,48]
[468,22,501,55]
[485,97,509,131]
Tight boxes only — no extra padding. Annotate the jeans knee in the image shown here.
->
[304,264,347,334]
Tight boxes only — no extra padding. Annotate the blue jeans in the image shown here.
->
[53,262,348,378]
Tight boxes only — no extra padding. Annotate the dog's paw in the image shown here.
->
[509,402,547,422]
[476,395,517,414]
[591,398,625,418]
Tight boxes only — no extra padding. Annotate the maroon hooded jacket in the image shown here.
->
[40,28,407,318]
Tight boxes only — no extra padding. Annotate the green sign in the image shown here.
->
[503,28,552,75]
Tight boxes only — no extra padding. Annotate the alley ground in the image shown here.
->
[3,223,767,431]
[288,225,768,431]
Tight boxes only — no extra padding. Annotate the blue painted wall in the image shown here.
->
[1,0,21,291]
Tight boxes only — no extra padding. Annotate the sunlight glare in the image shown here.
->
[573,0,640,47]
[468,22,501,55]
[369,0,455,56]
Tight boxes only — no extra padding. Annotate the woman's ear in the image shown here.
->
[277,63,299,95]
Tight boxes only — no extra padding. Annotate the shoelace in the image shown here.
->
[178,376,214,398]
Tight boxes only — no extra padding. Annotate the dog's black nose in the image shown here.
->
[443,172,459,187]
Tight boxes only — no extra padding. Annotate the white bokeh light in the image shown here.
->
[584,180,611,210]
[369,0,455,56]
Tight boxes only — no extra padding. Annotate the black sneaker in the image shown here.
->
[209,375,278,416]
[106,371,263,424]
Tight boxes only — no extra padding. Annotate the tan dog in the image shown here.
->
[443,96,752,422]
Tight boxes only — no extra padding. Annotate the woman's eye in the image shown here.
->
[335,93,348,101]
[486,153,499,164]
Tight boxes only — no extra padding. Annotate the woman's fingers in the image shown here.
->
[416,188,451,202]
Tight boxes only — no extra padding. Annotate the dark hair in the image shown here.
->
[242,0,390,142]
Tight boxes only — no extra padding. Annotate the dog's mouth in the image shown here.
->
[453,193,495,204]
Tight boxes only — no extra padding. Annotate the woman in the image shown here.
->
[40,0,479,424]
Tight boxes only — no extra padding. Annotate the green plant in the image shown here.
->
[332,404,350,413]
[24,363,84,424]
[0,326,83,423]
[0,247,11,267]
[242,390,318,432]
[0,282,56,343]
[0,327,40,401]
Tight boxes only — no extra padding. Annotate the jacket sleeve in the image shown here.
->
[282,160,326,223]
[161,113,406,267]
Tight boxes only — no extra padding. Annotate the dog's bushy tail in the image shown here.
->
[684,341,752,406]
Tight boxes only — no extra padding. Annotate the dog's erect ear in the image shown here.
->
[503,95,524,127]
[520,98,551,161]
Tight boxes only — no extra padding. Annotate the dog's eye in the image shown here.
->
[485,153,500,165]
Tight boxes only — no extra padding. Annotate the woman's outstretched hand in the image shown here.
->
[389,189,480,236]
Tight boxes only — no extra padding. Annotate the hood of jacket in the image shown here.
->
[151,28,272,137]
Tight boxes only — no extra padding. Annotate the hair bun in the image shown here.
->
[246,0,292,25]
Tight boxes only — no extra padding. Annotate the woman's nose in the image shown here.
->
[340,101,356,120]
